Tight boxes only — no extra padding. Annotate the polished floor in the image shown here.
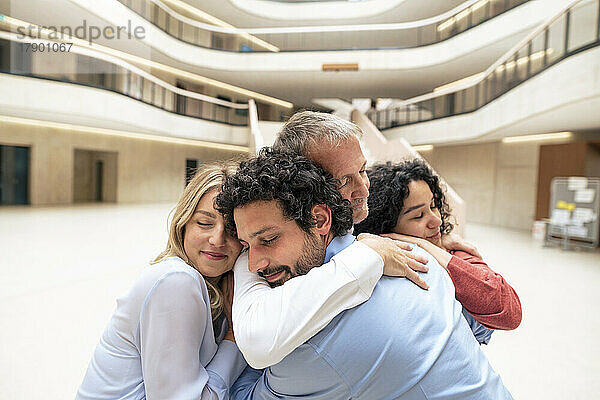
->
[1,203,599,399]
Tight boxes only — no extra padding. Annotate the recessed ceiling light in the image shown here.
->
[501,132,572,143]
[413,144,434,152]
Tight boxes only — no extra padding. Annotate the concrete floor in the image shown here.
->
[1,203,599,399]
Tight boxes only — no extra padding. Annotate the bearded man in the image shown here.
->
[216,148,513,400]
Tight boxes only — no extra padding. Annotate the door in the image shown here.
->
[95,160,104,202]
[0,145,30,205]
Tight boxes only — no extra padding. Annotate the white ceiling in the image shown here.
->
[191,0,466,28]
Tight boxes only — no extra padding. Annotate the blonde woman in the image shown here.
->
[76,163,246,400]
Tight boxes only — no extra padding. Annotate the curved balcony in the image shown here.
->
[0,13,271,131]
[115,0,529,52]
[367,0,600,133]
[0,23,259,145]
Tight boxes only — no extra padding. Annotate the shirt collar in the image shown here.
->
[324,233,356,264]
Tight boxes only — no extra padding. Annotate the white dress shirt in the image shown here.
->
[232,240,384,369]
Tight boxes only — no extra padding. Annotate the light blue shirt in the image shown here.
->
[231,234,512,400]
[76,257,246,400]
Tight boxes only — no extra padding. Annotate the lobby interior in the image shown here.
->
[1,0,599,399]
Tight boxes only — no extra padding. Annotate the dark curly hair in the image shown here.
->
[354,159,454,236]
[215,148,353,239]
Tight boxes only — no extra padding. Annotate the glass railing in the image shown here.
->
[0,35,250,126]
[116,0,529,52]
[367,0,600,130]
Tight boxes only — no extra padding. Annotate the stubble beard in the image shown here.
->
[260,232,326,288]
[293,232,327,277]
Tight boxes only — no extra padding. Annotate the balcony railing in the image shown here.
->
[367,0,600,131]
[0,32,250,126]
[116,0,529,52]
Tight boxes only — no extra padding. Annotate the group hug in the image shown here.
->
[76,111,522,400]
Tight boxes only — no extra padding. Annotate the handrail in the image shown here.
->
[247,99,264,154]
[0,26,252,126]
[367,0,600,130]
[351,109,467,237]
[115,0,530,52]
[142,0,279,52]
[0,31,247,109]
[1,14,293,109]
[401,0,582,104]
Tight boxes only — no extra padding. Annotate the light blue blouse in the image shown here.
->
[76,256,246,400]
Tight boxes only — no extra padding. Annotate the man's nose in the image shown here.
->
[353,173,370,198]
[248,248,269,273]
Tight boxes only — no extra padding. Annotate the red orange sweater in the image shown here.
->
[447,250,522,330]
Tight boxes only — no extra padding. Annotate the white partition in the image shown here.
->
[384,47,600,146]
[0,74,250,146]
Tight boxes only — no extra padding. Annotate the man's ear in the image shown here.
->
[311,204,333,235]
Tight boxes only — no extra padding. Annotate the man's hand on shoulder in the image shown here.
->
[357,233,429,290]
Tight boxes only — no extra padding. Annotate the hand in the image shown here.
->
[220,271,236,343]
[380,232,429,248]
[382,232,453,271]
[441,233,481,258]
[357,233,429,290]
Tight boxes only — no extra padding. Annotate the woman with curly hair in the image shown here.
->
[355,159,522,331]
[76,163,247,400]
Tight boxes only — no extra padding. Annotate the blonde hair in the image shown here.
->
[153,161,239,324]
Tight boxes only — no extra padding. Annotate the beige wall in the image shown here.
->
[0,120,247,205]
[421,141,541,230]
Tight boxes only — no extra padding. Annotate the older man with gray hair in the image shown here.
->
[274,110,371,223]
[274,110,481,261]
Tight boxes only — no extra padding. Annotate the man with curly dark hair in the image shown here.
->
[216,148,354,287]
[221,114,432,373]
[220,148,514,400]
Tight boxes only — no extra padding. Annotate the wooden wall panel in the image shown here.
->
[535,142,587,220]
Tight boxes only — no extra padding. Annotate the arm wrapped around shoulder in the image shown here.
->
[232,241,383,369]
[447,251,522,330]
